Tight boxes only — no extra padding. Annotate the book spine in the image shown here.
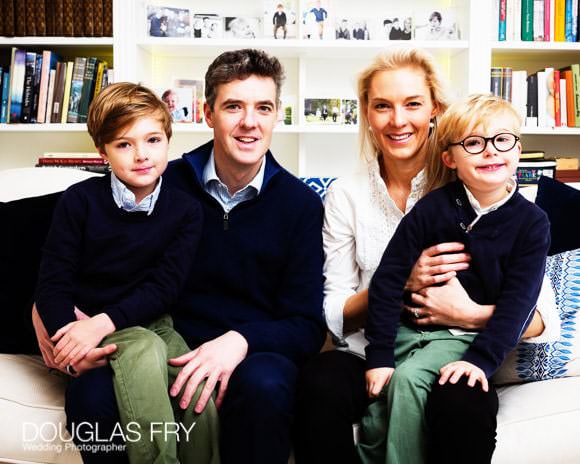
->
[533,0,545,39]
[103,0,112,36]
[573,0,579,40]
[42,151,98,158]
[565,0,574,39]
[563,69,576,126]
[93,0,103,36]
[44,69,57,124]
[526,73,539,126]
[25,0,37,36]
[93,60,105,99]
[54,0,64,35]
[21,52,37,123]
[544,0,551,39]
[77,56,97,123]
[36,51,51,123]
[66,56,86,123]
[0,71,9,123]
[491,67,503,96]
[554,69,561,126]
[38,157,104,164]
[522,0,535,39]
[72,0,83,36]
[506,0,516,40]
[555,0,566,40]
[83,0,94,36]
[63,0,73,36]
[50,61,65,123]
[4,0,15,37]
[8,48,26,123]
[45,0,55,35]
[31,53,43,123]
[502,67,513,101]
[499,0,507,40]
[514,0,523,40]
[0,1,5,37]
[60,61,74,123]
[36,0,47,35]
[15,0,26,36]
[572,64,580,127]
[560,78,568,126]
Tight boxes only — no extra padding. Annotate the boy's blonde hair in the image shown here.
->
[357,49,451,193]
[433,93,522,187]
[87,82,172,151]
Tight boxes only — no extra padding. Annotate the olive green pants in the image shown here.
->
[105,315,220,464]
[357,325,475,464]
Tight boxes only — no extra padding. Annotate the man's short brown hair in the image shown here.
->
[205,49,285,111]
[87,82,172,151]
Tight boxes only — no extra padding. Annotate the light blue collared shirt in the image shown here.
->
[110,171,162,216]
[202,150,266,212]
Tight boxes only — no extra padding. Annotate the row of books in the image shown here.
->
[0,0,113,37]
[1,47,113,124]
[35,152,110,173]
[490,64,580,128]
[493,0,580,41]
[517,151,580,184]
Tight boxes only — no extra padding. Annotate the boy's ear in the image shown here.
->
[441,150,456,169]
[97,147,109,162]
[204,102,214,128]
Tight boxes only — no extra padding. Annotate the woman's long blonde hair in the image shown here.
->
[357,48,453,195]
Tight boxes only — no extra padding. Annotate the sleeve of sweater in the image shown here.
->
[35,187,86,337]
[232,195,326,365]
[101,198,203,331]
[462,210,551,377]
[365,205,426,369]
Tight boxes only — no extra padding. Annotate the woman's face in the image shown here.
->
[366,67,436,164]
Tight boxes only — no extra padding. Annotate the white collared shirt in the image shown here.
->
[202,150,266,212]
[110,172,162,216]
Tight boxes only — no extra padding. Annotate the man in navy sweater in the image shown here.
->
[46,49,325,464]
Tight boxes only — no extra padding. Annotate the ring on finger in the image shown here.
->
[413,308,420,319]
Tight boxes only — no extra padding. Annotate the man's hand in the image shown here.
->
[365,367,394,398]
[439,360,488,392]
[405,242,470,292]
[32,304,64,372]
[169,331,248,413]
[51,313,116,370]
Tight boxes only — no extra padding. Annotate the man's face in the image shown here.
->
[205,75,278,174]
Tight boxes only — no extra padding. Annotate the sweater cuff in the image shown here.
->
[364,345,395,370]
[102,306,128,332]
[461,351,497,378]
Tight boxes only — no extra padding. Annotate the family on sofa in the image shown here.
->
[1,47,579,464]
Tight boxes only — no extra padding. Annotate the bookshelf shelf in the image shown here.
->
[0,123,88,132]
[521,127,580,135]
[0,37,114,47]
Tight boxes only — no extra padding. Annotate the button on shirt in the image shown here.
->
[202,150,265,212]
[110,171,162,215]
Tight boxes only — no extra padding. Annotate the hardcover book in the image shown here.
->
[25,0,37,36]
[15,0,26,36]
[21,52,38,123]
[84,0,94,36]
[66,56,87,123]
[93,0,104,36]
[63,0,74,36]
[8,48,26,123]
[35,0,47,35]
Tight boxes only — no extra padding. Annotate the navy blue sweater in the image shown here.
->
[36,175,202,337]
[366,180,551,377]
[164,140,326,365]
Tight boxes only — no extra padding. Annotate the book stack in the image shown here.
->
[555,157,580,182]
[517,151,557,185]
[494,0,579,42]
[0,0,113,38]
[0,48,113,124]
[490,63,580,128]
[35,152,110,173]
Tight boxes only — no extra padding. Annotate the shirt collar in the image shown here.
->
[110,171,162,216]
[463,177,517,215]
[202,149,266,195]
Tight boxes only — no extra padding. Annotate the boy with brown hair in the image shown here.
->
[35,82,218,464]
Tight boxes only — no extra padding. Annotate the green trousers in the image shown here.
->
[104,315,220,464]
[357,325,475,464]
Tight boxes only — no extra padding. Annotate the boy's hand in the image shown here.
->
[51,313,116,370]
[439,360,488,392]
[366,367,394,398]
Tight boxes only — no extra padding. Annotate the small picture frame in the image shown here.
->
[341,99,358,125]
[193,14,223,39]
[224,17,262,39]
[147,5,192,38]
[159,87,192,123]
[304,98,341,124]
[174,79,205,124]
[263,0,298,39]
[414,9,460,40]
[383,13,413,40]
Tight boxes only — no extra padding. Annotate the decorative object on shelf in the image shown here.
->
[263,0,297,39]
[193,13,223,39]
[159,86,192,123]
[382,12,413,40]
[147,5,192,38]
[304,98,341,124]
[174,79,204,124]
[302,0,332,40]
[225,17,261,39]
[414,9,460,40]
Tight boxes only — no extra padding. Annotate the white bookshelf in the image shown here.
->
[1,0,579,173]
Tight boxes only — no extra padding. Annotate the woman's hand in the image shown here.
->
[366,367,394,398]
[439,360,488,392]
[405,242,471,292]
[405,277,493,330]
[31,304,65,373]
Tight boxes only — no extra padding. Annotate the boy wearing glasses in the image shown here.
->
[358,94,550,463]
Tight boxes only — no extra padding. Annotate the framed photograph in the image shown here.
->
[224,17,261,39]
[341,99,358,125]
[302,0,332,40]
[174,79,204,124]
[304,98,341,124]
[383,13,413,40]
[414,9,460,40]
[193,14,223,39]
[159,87,192,123]
[147,5,191,38]
[278,95,296,125]
[263,0,298,39]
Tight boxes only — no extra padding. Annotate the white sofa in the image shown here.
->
[1,168,579,464]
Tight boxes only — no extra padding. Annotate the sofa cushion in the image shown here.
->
[493,247,580,385]
[535,176,580,255]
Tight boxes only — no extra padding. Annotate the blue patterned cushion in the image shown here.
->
[493,248,580,385]
[300,177,337,201]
